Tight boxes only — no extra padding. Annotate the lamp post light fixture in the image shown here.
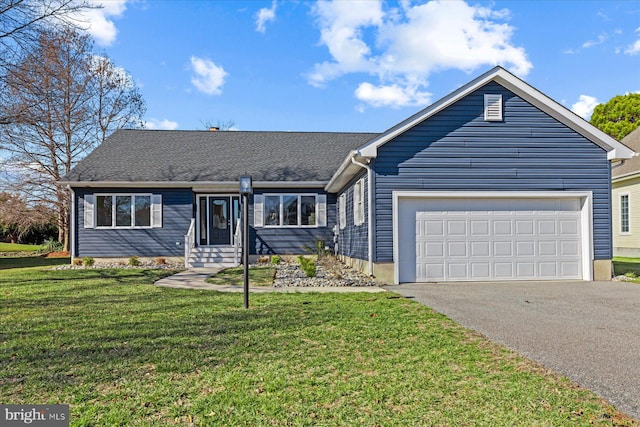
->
[239,176,252,309]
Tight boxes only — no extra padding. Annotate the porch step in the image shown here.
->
[187,246,239,268]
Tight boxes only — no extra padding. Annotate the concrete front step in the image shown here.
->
[189,261,237,268]
[187,246,238,268]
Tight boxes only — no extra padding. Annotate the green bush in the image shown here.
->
[297,255,316,278]
[43,238,64,253]
[82,257,95,267]
[270,255,281,265]
[128,256,141,266]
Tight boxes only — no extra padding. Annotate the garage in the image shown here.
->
[394,192,592,283]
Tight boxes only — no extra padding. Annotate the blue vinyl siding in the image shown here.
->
[337,172,368,261]
[250,189,336,255]
[373,82,611,262]
[74,188,193,257]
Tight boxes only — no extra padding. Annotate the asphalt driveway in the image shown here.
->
[384,280,640,419]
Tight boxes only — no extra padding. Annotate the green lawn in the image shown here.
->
[0,242,44,252]
[1,267,636,426]
[205,265,275,287]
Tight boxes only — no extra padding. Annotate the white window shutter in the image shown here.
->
[254,195,264,227]
[316,194,327,227]
[339,194,346,229]
[353,182,360,225]
[151,194,162,228]
[484,94,502,121]
[84,195,95,228]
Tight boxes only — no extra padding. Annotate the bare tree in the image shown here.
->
[0,27,145,250]
[0,191,54,244]
[201,119,236,131]
[0,0,94,69]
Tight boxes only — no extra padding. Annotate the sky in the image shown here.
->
[76,0,640,133]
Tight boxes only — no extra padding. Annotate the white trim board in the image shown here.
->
[392,191,594,284]
[358,67,633,161]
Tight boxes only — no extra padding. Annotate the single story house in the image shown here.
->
[611,126,640,256]
[60,66,634,283]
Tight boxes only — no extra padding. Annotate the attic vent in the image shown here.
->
[484,94,503,121]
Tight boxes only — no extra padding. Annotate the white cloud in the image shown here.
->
[190,56,227,95]
[145,118,179,130]
[582,33,608,49]
[308,0,532,108]
[256,1,277,33]
[625,28,640,55]
[72,0,128,46]
[571,95,599,120]
[355,82,431,109]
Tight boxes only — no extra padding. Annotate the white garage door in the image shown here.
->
[398,197,584,282]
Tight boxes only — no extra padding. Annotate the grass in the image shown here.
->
[0,242,44,252]
[1,267,637,426]
[205,265,275,287]
[613,257,640,279]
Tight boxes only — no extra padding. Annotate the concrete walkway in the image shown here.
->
[154,267,386,293]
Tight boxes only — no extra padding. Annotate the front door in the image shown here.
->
[197,195,240,246]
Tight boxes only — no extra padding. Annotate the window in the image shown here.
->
[484,94,503,121]
[88,194,160,229]
[620,193,630,234]
[339,193,346,229]
[353,178,365,226]
[260,194,323,227]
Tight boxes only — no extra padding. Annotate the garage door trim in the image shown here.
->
[392,191,593,284]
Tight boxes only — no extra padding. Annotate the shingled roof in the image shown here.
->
[612,126,640,180]
[62,129,378,184]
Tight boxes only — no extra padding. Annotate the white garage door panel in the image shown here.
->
[407,197,583,282]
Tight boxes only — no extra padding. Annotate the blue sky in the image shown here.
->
[80,0,640,133]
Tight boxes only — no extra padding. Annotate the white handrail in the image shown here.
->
[233,218,242,266]
[184,218,196,268]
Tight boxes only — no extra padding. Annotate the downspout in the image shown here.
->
[68,186,75,262]
[351,155,374,277]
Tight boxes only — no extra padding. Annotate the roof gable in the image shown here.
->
[357,66,634,161]
[612,126,640,181]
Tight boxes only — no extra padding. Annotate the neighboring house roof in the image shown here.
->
[612,126,640,182]
[61,130,378,187]
[326,66,636,192]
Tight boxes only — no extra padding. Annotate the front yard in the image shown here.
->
[0,266,637,426]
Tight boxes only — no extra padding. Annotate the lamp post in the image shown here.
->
[239,176,252,309]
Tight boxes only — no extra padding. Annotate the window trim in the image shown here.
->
[262,193,321,228]
[94,193,155,229]
[620,192,631,235]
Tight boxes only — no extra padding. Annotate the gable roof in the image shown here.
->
[61,129,378,188]
[326,66,635,192]
[358,66,634,161]
[612,126,640,181]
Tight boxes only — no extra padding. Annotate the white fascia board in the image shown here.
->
[59,180,328,190]
[358,66,634,161]
[325,150,366,193]
[612,171,640,184]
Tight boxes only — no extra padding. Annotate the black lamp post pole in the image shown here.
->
[243,192,249,309]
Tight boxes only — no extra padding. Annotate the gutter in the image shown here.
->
[350,155,374,277]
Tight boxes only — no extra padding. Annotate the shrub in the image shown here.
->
[43,238,64,253]
[155,257,167,265]
[72,258,83,266]
[270,255,281,265]
[128,256,141,266]
[298,255,316,278]
[82,257,95,267]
